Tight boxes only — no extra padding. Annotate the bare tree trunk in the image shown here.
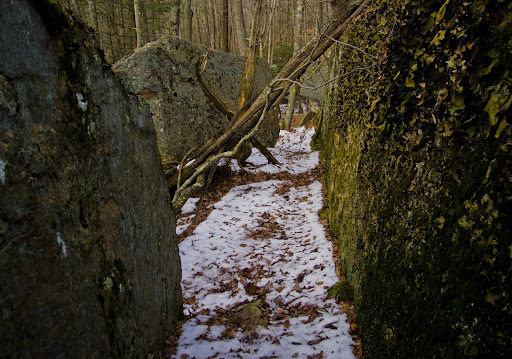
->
[267,0,277,66]
[87,0,100,45]
[210,0,217,48]
[284,0,305,129]
[199,0,213,47]
[146,0,156,41]
[193,0,203,44]
[233,0,247,55]
[134,0,148,48]
[167,0,370,191]
[237,0,264,111]
[318,0,324,34]
[220,0,229,52]
[170,0,180,37]
[182,0,192,41]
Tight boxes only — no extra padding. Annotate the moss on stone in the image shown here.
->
[318,0,512,357]
[328,279,355,302]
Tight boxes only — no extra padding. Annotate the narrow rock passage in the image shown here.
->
[172,127,356,359]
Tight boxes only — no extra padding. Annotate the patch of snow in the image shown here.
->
[181,197,200,214]
[279,101,310,117]
[174,127,355,358]
[0,159,6,183]
[76,92,88,112]
[230,126,319,175]
[56,232,67,258]
[176,214,194,236]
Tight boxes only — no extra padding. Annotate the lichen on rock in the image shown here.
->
[113,37,280,164]
[317,0,512,357]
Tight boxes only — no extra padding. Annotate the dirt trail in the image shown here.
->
[169,127,359,359]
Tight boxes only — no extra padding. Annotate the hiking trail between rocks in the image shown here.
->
[170,127,357,359]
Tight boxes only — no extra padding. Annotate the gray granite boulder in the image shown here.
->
[300,53,331,102]
[0,1,182,357]
[114,37,280,164]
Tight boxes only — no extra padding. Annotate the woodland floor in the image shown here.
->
[165,125,362,359]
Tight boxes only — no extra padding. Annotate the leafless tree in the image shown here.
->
[134,0,148,48]
[283,0,305,129]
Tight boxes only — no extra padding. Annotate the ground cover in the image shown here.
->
[169,127,359,359]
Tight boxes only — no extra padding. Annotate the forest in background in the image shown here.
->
[57,0,335,74]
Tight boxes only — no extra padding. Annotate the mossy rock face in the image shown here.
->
[328,280,355,302]
[318,0,512,357]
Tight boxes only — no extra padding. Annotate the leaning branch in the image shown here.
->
[278,64,379,91]
[195,46,280,167]
[166,0,371,192]
[171,93,272,212]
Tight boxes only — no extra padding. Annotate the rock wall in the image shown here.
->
[316,0,511,357]
[113,37,280,164]
[0,1,182,357]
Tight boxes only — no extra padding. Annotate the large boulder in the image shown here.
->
[114,37,280,164]
[0,1,182,357]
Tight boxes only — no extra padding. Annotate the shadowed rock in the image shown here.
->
[0,1,182,357]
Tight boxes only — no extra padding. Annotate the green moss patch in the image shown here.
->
[328,279,355,302]
[318,0,512,357]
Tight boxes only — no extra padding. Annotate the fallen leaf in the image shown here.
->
[308,352,324,359]
[307,338,323,345]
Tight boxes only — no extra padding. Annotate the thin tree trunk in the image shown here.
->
[318,0,324,34]
[134,0,148,48]
[194,0,203,44]
[170,0,180,37]
[182,0,192,41]
[142,0,150,42]
[167,0,369,191]
[284,0,305,129]
[146,0,154,42]
[220,0,229,52]
[199,0,213,47]
[210,0,217,48]
[267,0,276,66]
[237,0,264,111]
[233,0,247,55]
[87,0,99,41]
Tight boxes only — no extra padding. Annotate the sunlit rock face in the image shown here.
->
[0,1,182,357]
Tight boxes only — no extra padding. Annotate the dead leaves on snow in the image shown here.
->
[171,130,364,358]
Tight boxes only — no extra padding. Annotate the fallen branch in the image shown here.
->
[195,48,280,166]
[166,0,371,192]
[172,93,272,212]
[177,147,196,189]
[279,63,379,91]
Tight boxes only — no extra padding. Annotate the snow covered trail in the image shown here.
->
[173,127,356,359]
